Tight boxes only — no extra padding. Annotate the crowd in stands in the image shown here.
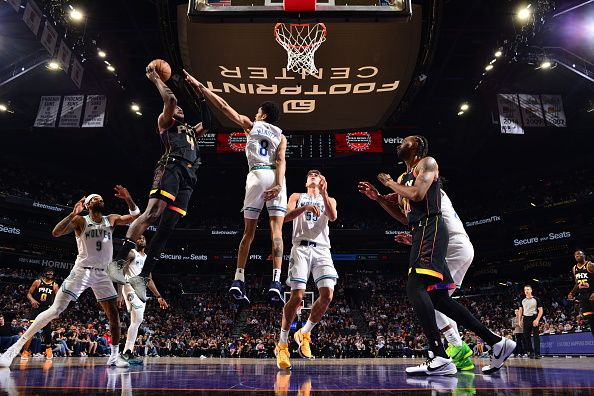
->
[0,267,589,360]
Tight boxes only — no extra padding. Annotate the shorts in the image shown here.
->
[242,168,287,219]
[409,215,455,291]
[150,161,198,217]
[29,306,51,322]
[122,283,146,312]
[61,266,118,302]
[577,293,594,317]
[286,244,338,290]
[446,233,474,288]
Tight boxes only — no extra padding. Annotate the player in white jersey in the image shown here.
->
[361,180,476,371]
[274,170,338,369]
[0,186,140,369]
[184,71,288,305]
[117,234,168,364]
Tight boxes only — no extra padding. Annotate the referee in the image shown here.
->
[517,285,543,359]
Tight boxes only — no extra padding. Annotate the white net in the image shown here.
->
[274,23,327,76]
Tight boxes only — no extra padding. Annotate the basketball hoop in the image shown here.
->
[274,23,327,76]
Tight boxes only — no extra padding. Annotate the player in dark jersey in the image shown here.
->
[358,135,515,375]
[108,63,212,302]
[568,249,594,337]
[21,269,59,361]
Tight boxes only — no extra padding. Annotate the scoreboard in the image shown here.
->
[201,131,396,159]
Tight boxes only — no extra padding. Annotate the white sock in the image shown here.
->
[234,268,245,282]
[279,329,290,344]
[272,268,281,282]
[111,344,119,357]
[301,320,317,334]
[443,327,463,347]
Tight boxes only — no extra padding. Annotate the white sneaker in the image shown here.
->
[482,338,516,374]
[0,346,20,368]
[406,351,457,376]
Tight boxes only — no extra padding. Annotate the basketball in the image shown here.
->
[148,59,171,82]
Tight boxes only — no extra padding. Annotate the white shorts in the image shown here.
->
[286,244,338,290]
[61,266,118,302]
[446,233,474,287]
[242,169,287,219]
[122,283,146,312]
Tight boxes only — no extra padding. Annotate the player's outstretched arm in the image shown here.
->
[109,185,141,226]
[358,182,408,225]
[147,65,177,131]
[319,175,337,221]
[52,197,85,237]
[283,193,320,223]
[183,70,252,130]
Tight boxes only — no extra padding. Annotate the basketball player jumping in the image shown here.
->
[358,135,515,375]
[0,187,140,368]
[275,170,338,369]
[21,269,59,361]
[118,234,168,364]
[108,64,212,303]
[183,70,287,305]
[568,249,594,337]
[361,178,475,371]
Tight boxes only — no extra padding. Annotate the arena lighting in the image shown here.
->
[540,60,552,69]
[0,104,7,112]
[489,59,497,64]
[495,50,503,57]
[106,65,115,72]
[135,111,142,116]
[485,64,494,71]
[498,282,508,287]
[532,278,540,282]
[97,50,106,58]
[530,202,536,207]
[460,103,469,111]
[517,5,532,21]
[130,104,140,112]
[69,8,84,22]
[47,61,60,70]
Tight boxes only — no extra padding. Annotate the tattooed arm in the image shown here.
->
[377,156,439,202]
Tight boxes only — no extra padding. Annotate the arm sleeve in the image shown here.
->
[198,97,212,130]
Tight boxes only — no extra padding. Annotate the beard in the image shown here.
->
[90,202,105,214]
[173,113,185,123]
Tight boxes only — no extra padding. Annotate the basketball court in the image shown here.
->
[2,357,593,395]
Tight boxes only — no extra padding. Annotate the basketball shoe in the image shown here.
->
[406,351,457,376]
[229,280,250,304]
[128,276,149,303]
[107,353,130,368]
[275,343,291,370]
[269,281,285,305]
[446,342,474,371]
[107,259,128,285]
[294,329,313,359]
[481,337,516,374]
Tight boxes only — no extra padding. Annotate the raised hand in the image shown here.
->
[394,233,413,245]
[114,185,131,201]
[377,173,393,186]
[72,196,86,215]
[319,175,328,194]
[146,65,160,82]
[358,181,379,201]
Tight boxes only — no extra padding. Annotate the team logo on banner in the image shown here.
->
[346,132,372,151]
[227,132,247,152]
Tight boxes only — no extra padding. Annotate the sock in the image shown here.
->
[111,344,119,357]
[235,268,245,282]
[272,268,281,283]
[279,329,290,344]
[443,327,463,347]
[301,320,317,334]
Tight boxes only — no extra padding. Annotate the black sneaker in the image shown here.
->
[229,280,250,304]
[269,281,285,305]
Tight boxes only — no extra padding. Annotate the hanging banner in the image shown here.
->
[82,95,107,128]
[33,96,61,128]
[22,0,42,36]
[71,58,84,88]
[7,0,22,12]
[40,21,59,56]
[541,94,567,127]
[58,95,84,128]
[57,40,72,73]
[518,94,545,128]
[497,94,524,134]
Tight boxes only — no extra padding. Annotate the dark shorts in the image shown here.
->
[409,215,455,291]
[30,306,51,322]
[150,161,198,217]
[577,293,593,317]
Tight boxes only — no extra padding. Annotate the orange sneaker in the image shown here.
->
[45,347,53,360]
[294,329,313,359]
[20,351,30,361]
[274,343,291,370]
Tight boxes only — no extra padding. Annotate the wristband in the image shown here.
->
[129,206,140,216]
